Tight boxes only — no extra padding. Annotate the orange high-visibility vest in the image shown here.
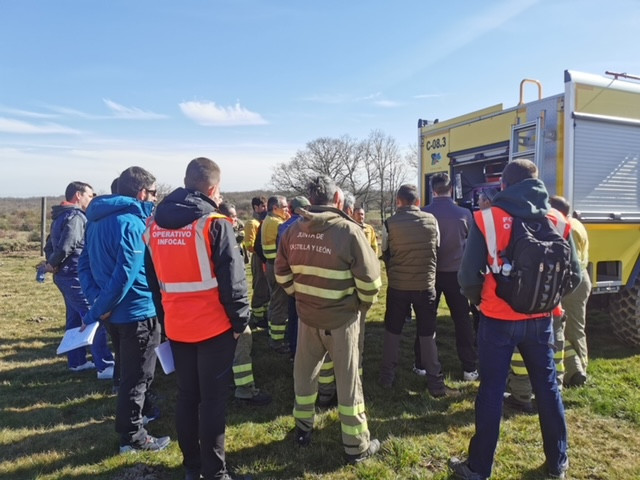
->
[144,213,232,342]
[474,207,571,320]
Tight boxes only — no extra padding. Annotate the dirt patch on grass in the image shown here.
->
[115,463,165,480]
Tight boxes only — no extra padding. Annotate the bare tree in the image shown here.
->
[405,142,419,172]
[270,135,373,198]
[364,130,409,223]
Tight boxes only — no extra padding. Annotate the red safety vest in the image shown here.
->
[144,213,232,342]
[474,207,570,320]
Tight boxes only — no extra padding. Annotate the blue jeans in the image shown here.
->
[54,273,113,370]
[468,314,568,478]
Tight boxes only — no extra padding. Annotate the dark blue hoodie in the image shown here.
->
[78,194,156,325]
[44,204,86,274]
[458,179,581,306]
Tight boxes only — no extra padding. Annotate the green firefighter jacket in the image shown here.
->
[275,205,381,330]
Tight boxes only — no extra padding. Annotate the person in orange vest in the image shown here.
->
[450,159,581,480]
[144,157,251,480]
[505,199,573,413]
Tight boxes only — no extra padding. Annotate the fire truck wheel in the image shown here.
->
[609,276,640,347]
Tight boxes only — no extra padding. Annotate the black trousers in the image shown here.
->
[414,271,477,372]
[384,287,437,336]
[109,316,160,446]
[171,330,236,479]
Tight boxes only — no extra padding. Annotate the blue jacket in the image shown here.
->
[44,204,86,275]
[78,194,156,325]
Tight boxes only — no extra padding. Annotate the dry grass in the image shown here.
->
[1,251,640,479]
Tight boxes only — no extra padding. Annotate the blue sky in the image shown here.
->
[1,0,639,197]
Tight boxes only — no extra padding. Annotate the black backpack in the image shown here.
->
[494,215,572,314]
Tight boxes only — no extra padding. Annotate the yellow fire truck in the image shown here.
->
[418,70,640,346]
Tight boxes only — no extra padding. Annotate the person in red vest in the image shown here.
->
[449,159,581,480]
[144,157,251,480]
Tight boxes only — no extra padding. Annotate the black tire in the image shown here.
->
[608,275,640,347]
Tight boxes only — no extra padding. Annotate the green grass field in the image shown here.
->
[1,252,640,480]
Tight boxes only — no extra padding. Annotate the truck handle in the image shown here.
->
[519,79,543,105]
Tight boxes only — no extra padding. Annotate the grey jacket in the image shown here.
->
[423,196,471,272]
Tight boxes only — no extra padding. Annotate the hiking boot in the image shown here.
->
[448,457,486,480]
[294,427,312,447]
[236,390,272,406]
[503,395,536,414]
[217,473,254,480]
[97,365,114,380]
[119,435,171,453]
[429,385,461,399]
[463,370,479,382]
[547,458,569,479]
[317,392,337,409]
[345,438,380,465]
[69,361,95,372]
[566,371,587,387]
[412,364,427,376]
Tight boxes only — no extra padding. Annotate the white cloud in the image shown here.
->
[414,93,444,99]
[0,139,296,196]
[373,99,401,108]
[0,106,59,119]
[301,93,352,104]
[45,105,109,120]
[103,99,168,120]
[179,100,268,126]
[0,117,82,135]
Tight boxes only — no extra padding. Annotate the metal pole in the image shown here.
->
[40,197,46,257]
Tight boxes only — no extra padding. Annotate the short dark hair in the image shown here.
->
[65,181,92,202]
[307,175,339,206]
[110,177,119,194]
[117,167,156,198]
[430,173,451,195]
[396,184,419,205]
[501,159,538,188]
[185,157,220,192]
[218,202,236,217]
[267,195,286,211]
[251,196,266,208]
[549,195,571,216]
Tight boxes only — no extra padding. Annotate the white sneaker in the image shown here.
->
[69,361,95,372]
[463,370,479,382]
[97,365,114,380]
[412,365,426,376]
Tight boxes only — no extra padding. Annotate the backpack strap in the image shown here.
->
[480,208,501,274]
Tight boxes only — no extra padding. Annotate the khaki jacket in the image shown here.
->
[383,205,439,291]
[275,206,381,330]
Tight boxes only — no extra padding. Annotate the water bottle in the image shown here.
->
[36,264,47,283]
[501,262,512,277]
